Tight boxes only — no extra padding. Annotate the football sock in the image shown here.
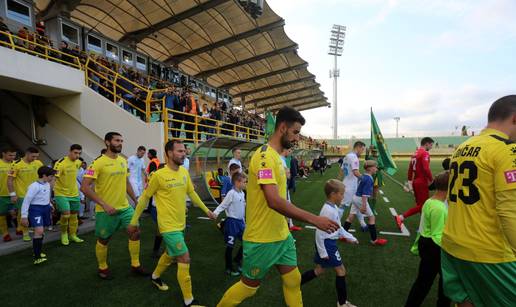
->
[33,236,43,258]
[177,263,193,304]
[281,268,303,307]
[225,246,234,271]
[336,276,348,305]
[369,224,377,241]
[234,246,243,265]
[152,252,173,278]
[69,214,79,236]
[128,239,141,267]
[0,215,8,235]
[216,281,258,307]
[96,241,108,270]
[60,214,70,235]
[343,221,352,231]
[301,269,317,285]
[153,235,163,252]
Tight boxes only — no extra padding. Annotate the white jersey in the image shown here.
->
[213,189,246,221]
[184,157,190,171]
[315,202,357,258]
[227,158,242,173]
[127,155,145,184]
[21,181,51,218]
[342,152,360,186]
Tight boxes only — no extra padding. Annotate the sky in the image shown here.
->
[267,0,516,139]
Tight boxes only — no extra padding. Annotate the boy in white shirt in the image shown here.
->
[301,179,358,307]
[21,166,57,265]
[213,172,246,276]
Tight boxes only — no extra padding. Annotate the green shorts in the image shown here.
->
[242,234,298,280]
[441,250,516,306]
[95,206,134,239]
[14,198,24,210]
[162,231,189,257]
[0,197,13,214]
[55,196,81,212]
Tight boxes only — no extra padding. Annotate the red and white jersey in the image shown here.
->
[408,147,432,183]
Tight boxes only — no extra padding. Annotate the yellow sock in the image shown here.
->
[217,281,258,307]
[177,263,193,303]
[281,268,303,307]
[96,241,108,270]
[152,252,173,278]
[68,214,78,236]
[128,240,140,267]
[0,216,8,235]
[60,214,70,235]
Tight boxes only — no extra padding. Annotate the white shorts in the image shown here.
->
[129,180,143,198]
[350,195,374,217]
[342,182,357,205]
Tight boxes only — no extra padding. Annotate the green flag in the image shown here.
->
[265,111,276,140]
[371,109,398,175]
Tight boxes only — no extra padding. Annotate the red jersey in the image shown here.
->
[407,147,432,183]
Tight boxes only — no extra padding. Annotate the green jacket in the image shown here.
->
[410,198,448,255]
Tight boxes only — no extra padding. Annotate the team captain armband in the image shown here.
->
[258,169,273,180]
[505,170,516,184]
[85,168,95,176]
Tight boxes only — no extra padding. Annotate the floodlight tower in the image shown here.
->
[394,116,400,137]
[328,25,346,139]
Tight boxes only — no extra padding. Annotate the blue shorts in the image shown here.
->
[28,205,52,228]
[224,217,245,247]
[150,205,157,223]
[314,239,343,268]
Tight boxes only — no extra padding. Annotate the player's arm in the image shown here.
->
[428,204,447,245]
[213,191,232,218]
[20,185,37,225]
[262,184,338,233]
[126,177,137,204]
[130,176,158,227]
[338,166,344,180]
[187,175,215,219]
[80,177,114,215]
[352,158,361,179]
[496,190,516,256]
[407,158,414,181]
[422,154,433,183]
[315,230,329,259]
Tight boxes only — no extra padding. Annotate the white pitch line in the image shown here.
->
[379,190,384,195]
[197,217,210,220]
[378,207,410,237]
[304,225,316,230]
[383,196,390,203]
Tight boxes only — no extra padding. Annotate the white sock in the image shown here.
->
[152,273,158,279]
[184,298,193,305]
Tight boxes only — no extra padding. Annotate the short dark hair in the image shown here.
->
[421,137,434,146]
[137,146,146,151]
[488,95,516,122]
[1,147,16,154]
[232,147,240,154]
[442,158,451,171]
[353,141,366,148]
[38,166,56,178]
[229,163,241,172]
[324,179,345,197]
[104,132,122,142]
[26,147,39,154]
[70,144,82,151]
[164,140,183,153]
[148,148,158,157]
[231,172,246,184]
[433,171,450,191]
[275,106,305,130]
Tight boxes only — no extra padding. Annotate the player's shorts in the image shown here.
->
[95,206,134,239]
[224,217,245,247]
[350,196,374,217]
[342,182,357,206]
[242,234,297,280]
[54,196,81,212]
[162,231,188,257]
[314,239,343,268]
[441,250,516,306]
[413,180,429,207]
[129,179,143,198]
[15,198,24,210]
[0,197,12,214]
[149,205,157,223]
[28,205,52,227]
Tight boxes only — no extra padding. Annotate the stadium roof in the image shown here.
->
[36,0,328,112]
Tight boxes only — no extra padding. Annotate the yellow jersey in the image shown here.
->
[0,159,14,196]
[53,156,82,197]
[442,128,516,263]
[243,144,289,243]
[9,159,44,197]
[138,166,200,233]
[83,155,129,212]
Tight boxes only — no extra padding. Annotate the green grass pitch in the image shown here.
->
[0,160,446,307]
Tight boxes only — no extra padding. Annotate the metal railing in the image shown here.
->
[0,30,265,144]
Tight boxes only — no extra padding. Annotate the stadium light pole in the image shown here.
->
[394,116,400,138]
[328,25,346,139]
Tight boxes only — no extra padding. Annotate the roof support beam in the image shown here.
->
[298,103,330,112]
[37,0,82,20]
[234,75,315,98]
[262,98,326,112]
[246,84,319,105]
[247,93,324,110]
[119,0,231,44]
[195,44,298,79]
[222,63,308,89]
[166,19,285,64]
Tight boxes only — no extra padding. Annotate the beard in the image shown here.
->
[109,144,122,153]
[280,133,293,149]
[173,156,185,166]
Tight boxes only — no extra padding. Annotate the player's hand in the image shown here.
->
[127,225,140,236]
[207,211,216,220]
[360,206,367,214]
[10,196,18,204]
[312,216,339,234]
[21,218,29,227]
[103,204,117,215]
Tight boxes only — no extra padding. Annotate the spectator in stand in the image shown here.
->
[0,17,11,44]
[199,103,211,140]
[59,41,75,64]
[184,93,198,141]
[289,155,299,193]
[211,102,222,136]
